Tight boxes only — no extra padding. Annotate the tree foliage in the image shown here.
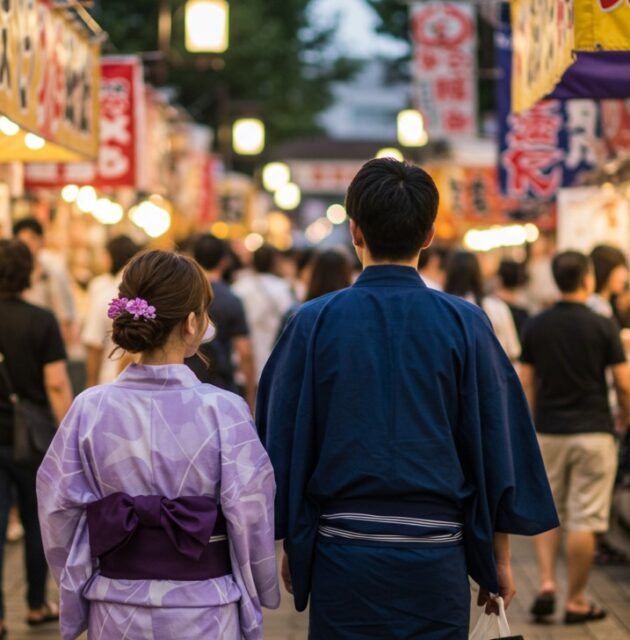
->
[91,0,357,146]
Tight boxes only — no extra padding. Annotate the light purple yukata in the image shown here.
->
[36,364,280,640]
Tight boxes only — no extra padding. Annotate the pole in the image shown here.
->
[157,0,172,84]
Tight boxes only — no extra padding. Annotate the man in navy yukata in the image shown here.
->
[257,158,559,639]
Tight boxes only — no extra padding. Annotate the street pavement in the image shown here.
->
[3,535,630,639]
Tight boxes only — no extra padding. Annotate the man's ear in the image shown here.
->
[349,220,365,248]
[421,225,436,250]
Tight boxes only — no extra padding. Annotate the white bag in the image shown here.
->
[469,597,512,640]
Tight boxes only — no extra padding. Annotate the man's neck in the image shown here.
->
[361,252,420,270]
[561,292,588,304]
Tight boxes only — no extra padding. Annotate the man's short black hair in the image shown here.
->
[552,251,591,293]
[0,239,33,295]
[345,158,439,261]
[107,235,140,275]
[498,259,528,290]
[13,217,44,238]
[194,234,227,271]
[589,244,627,293]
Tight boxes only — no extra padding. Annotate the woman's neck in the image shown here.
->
[139,345,186,366]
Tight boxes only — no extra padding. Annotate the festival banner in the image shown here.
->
[25,57,144,189]
[0,0,100,160]
[497,17,602,201]
[549,52,630,100]
[410,1,477,137]
[601,99,630,153]
[510,0,574,113]
[574,0,630,51]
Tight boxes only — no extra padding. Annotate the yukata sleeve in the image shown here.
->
[457,315,559,593]
[36,398,98,640]
[220,404,280,639]
[256,315,309,538]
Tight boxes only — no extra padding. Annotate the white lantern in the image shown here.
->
[185,0,229,53]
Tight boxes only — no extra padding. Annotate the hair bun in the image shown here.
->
[111,314,168,354]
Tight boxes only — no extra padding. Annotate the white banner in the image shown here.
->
[411,1,477,138]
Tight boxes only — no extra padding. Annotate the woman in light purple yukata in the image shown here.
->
[37,250,280,640]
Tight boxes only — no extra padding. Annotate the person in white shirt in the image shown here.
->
[82,236,140,387]
[445,251,521,361]
[233,245,294,379]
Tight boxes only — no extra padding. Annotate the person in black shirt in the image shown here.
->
[184,234,256,410]
[520,251,630,625]
[0,240,73,634]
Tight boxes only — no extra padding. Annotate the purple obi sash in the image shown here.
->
[86,493,231,581]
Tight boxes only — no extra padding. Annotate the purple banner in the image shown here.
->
[549,52,630,100]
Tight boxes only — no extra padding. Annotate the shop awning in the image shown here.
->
[0,0,102,162]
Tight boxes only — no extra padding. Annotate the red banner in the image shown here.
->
[25,56,144,189]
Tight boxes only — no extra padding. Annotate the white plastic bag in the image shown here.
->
[469,597,512,640]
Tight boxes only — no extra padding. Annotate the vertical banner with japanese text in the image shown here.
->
[497,15,601,201]
[25,57,144,189]
[510,0,574,113]
[575,0,630,51]
[410,2,477,137]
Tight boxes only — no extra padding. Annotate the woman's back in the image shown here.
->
[37,251,279,640]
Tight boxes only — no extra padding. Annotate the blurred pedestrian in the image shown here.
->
[525,234,560,314]
[520,251,630,624]
[418,245,449,290]
[496,259,530,337]
[278,249,353,338]
[82,235,140,387]
[588,244,628,321]
[233,245,293,378]
[0,239,73,635]
[13,218,76,347]
[258,159,558,639]
[37,250,279,639]
[586,245,629,565]
[305,249,353,301]
[445,251,521,361]
[185,234,257,411]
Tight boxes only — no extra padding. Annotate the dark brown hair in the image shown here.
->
[0,239,33,296]
[112,250,212,354]
[306,250,353,301]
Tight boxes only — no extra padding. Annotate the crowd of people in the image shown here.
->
[0,158,628,638]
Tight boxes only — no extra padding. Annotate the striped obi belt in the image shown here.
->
[319,499,464,547]
[86,493,231,581]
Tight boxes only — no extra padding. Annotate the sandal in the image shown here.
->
[564,605,607,624]
[530,591,556,619]
[26,603,59,627]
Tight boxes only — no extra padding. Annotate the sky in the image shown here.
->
[311,0,408,58]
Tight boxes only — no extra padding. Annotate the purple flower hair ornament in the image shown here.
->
[107,297,157,321]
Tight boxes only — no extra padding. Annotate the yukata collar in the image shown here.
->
[353,265,427,288]
[113,363,202,390]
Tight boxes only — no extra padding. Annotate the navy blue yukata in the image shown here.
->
[257,265,558,640]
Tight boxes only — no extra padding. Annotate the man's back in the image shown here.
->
[521,302,625,434]
[287,266,470,502]
[258,265,557,614]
